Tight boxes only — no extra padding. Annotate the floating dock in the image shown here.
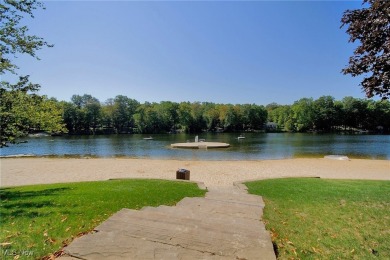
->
[171,142,230,149]
[324,155,349,160]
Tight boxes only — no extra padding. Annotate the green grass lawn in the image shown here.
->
[245,178,390,259]
[0,179,206,259]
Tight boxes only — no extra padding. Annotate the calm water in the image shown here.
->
[1,133,389,160]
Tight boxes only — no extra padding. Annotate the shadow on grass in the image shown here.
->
[2,201,56,209]
[0,209,53,219]
[0,187,71,221]
[0,187,71,201]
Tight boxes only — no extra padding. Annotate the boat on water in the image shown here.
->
[143,136,153,140]
[238,135,245,140]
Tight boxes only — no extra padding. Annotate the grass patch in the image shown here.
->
[0,179,205,259]
[245,178,390,259]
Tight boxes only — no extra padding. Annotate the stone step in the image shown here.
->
[97,208,266,237]
[67,215,273,259]
[64,230,247,260]
[63,184,276,260]
[175,197,263,220]
[140,204,263,228]
[205,191,265,206]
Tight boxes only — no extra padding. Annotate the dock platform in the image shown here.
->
[171,142,230,149]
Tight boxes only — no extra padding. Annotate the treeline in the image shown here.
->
[60,94,267,134]
[55,94,390,135]
[267,96,390,133]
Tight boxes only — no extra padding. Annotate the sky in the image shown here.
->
[3,0,367,105]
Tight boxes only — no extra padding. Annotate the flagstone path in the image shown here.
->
[62,182,276,260]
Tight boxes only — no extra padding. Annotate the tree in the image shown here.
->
[242,104,267,130]
[62,101,79,133]
[177,102,193,133]
[221,105,240,131]
[69,94,101,134]
[341,0,390,99]
[101,98,115,130]
[291,98,315,132]
[156,101,179,133]
[133,102,160,134]
[313,96,336,131]
[190,102,206,132]
[0,0,65,146]
[340,96,365,130]
[112,96,131,133]
[85,101,101,134]
[0,78,65,146]
[203,103,220,131]
[1,0,52,74]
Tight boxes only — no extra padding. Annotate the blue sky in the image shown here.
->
[4,0,366,105]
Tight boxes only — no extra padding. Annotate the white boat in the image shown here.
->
[143,136,153,140]
[238,135,245,139]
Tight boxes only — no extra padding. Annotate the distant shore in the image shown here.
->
[1,158,389,188]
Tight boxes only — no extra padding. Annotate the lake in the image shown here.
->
[0,133,389,160]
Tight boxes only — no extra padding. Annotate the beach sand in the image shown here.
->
[1,158,389,188]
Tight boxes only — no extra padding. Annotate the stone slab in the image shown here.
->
[62,185,276,260]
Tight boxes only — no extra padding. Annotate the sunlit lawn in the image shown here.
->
[246,178,390,259]
[0,179,206,259]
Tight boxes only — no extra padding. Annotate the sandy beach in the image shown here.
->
[1,158,389,188]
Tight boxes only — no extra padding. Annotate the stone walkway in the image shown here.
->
[62,183,276,260]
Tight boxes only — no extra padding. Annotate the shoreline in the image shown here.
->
[1,158,389,188]
[1,154,389,160]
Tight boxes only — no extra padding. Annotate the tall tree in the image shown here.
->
[203,103,220,131]
[156,101,179,133]
[70,94,101,134]
[177,102,194,133]
[313,96,336,131]
[291,98,315,132]
[1,0,52,74]
[242,104,267,130]
[0,0,65,146]
[134,102,160,134]
[341,0,390,99]
[85,100,101,134]
[62,101,79,133]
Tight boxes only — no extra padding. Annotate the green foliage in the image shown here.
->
[133,100,267,134]
[57,93,390,135]
[246,178,390,259]
[7,89,387,138]
[268,105,293,131]
[203,103,219,131]
[0,77,66,147]
[4,90,387,138]
[111,95,139,133]
[291,98,315,132]
[267,96,390,133]
[62,94,105,134]
[313,96,336,131]
[0,179,206,259]
[133,102,160,133]
[0,0,52,74]
[0,0,67,147]
[341,0,390,99]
